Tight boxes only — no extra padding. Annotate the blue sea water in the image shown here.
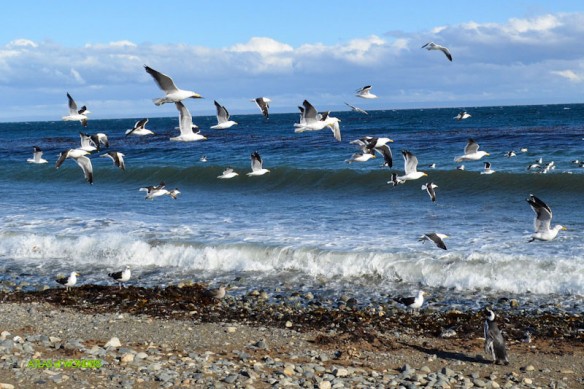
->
[0,103,583,310]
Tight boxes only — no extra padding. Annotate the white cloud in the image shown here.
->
[229,37,293,55]
[551,69,583,82]
[7,39,38,48]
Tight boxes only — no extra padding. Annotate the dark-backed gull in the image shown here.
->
[144,65,203,106]
[27,146,48,164]
[454,111,471,120]
[294,100,341,141]
[454,139,490,162]
[526,194,566,242]
[126,118,154,136]
[421,182,438,202]
[355,85,377,99]
[344,102,368,115]
[100,151,125,171]
[419,233,448,250]
[251,97,271,119]
[484,307,509,365]
[394,290,426,313]
[140,182,181,200]
[108,265,131,289]
[55,149,93,184]
[481,161,495,174]
[62,93,89,127]
[211,100,238,129]
[390,150,427,182]
[247,151,270,176]
[56,271,79,291]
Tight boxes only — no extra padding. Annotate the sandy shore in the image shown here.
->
[0,285,582,388]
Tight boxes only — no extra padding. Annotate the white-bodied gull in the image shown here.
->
[355,85,377,99]
[217,168,239,179]
[100,151,126,171]
[526,194,566,242]
[108,265,131,289]
[351,136,394,167]
[27,146,48,164]
[344,102,368,115]
[481,161,495,174]
[394,290,426,313]
[140,182,181,200]
[455,139,490,162]
[56,271,79,292]
[251,97,271,119]
[211,100,238,129]
[389,150,427,183]
[171,102,207,141]
[144,65,203,106]
[55,149,93,184]
[126,118,154,136]
[454,111,471,120]
[294,100,341,142]
[247,151,270,176]
[62,93,89,127]
[422,42,453,61]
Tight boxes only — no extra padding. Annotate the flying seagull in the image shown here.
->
[140,182,180,200]
[422,42,453,61]
[421,182,438,202]
[62,93,89,127]
[108,265,131,289]
[126,118,154,136]
[211,100,238,129]
[390,150,428,183]
[389,172,405,187]
[251,97,271,119]
[526,194,566,242]
[344,102,368,115]
[247,151,270,176]
[419,233,448,250]
[454,111,471,120]
[294,100,341,141]
[394,290,426,313]
[55,149,93,184]
[56,271,79,292]
[27,146,48,164]
[144,65,203,106]
[455,139,490,162]
[484,308,509,365]
[351,137,393,167]
[100,151,126,171]
[345,147,376,163]
[171,102,206,141]
[217,167,239,179]
[355,85,378,99]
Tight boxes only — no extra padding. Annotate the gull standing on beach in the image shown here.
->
[144,65,203,106]
[455,139,490,162]
[394,291,426,313]
[108,265,131,289]
[211,101,238,129]
[56,271,79,292]
[294,100,341,141]
[171,102,207,141]
[126,118,154,136]
[62,93,89,127]
[526,194,566,242]
[55,149,94,184]
[390,150,427,183]
[421,42,453,61]
[247,151,270,176]
[355,85,377,99]
[251,97,271,119]
[484,308,509,365]
[27,146,48,164]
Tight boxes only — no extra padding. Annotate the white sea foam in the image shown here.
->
[1,232,582,296]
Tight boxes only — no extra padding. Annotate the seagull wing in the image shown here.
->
[464,139,480,155]
[144,65,178,93]
[255,98,270,118]
[402,150,419,175]
[74,155,93,184]
[302,100,318,123]
[427,233,446,249]
[66,93,78,115]
[175,102,194,135]
[376,144,393,167]
[440,46,453,61]
[251,151,263,171]
[527,194,552,232]
[214,101,229,123]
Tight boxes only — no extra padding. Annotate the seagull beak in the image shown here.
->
[423,172,428,176]
[562,226,568,230]
[485,153,491,156]
[388,139,394,143]
[192,94,203,99]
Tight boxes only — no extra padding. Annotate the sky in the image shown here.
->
[0,0,583,122]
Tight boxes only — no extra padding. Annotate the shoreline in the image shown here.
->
[0,285,582,387]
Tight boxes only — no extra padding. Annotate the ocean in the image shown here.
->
[0,103,583,312]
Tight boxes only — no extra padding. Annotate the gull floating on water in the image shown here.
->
[505,151,517,158]
[56,271,79,292]
[389,150,427,183]
[484,308,509,365]
[211,100,238,129]
[200,155,208,162]
[355,85,377,99]
[421,42,452,61]
[171,102,207,141]
[55,149,93,184]
[100,151,125,171]
[27,146,48,164]
[481,161,495,175]
[344,102,368,115]
[454,111,471,120]
[421,182,438,202]
[62,93,89,127]
[108,265,131,289]
[144,65,203,106]
[455,139,490,162]
[247,151,270,176]
[526,194,566,242]
[126,118,154,136]
[294,100,341,142]
[217,167,239,179]
[419,233,448,250]
[140,182,180,200]
[394,290,426,313]
[251,97,271,119]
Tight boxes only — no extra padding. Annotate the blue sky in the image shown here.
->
[0,1,583,121]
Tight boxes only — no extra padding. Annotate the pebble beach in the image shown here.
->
[0,284,582,388]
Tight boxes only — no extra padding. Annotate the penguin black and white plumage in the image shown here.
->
[484,307,509,365]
